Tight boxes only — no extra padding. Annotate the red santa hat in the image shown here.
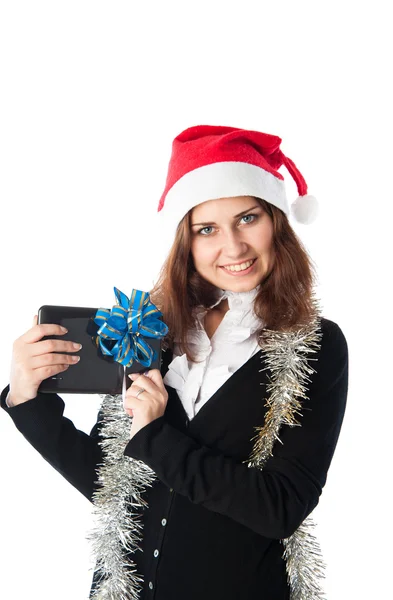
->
[156,124,318,239]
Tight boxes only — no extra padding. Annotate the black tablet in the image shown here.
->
[37,305,162,394]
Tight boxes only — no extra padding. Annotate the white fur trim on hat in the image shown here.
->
[157,161,289,239]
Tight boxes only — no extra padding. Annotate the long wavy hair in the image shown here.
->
[149,197,318,364]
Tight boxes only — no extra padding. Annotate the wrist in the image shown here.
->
[7,392,28,407]
[6,391,15,407]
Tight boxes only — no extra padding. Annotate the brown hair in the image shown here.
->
[149,197,318,364]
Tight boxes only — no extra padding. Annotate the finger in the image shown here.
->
[30,352,80,369]
[128,374,158,397]
[22,322,69,345]
[125,390,146,404]
[124,391,146,415]
[32,315,38,327]
[140,369,166,393]
[126,381,155,410]
[29,338,81,358]
[129,369,151,379]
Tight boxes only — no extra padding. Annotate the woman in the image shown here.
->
[1,124,349,600]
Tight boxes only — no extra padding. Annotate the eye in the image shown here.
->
[196,213,259,236]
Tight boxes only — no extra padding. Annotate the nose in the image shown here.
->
[219,229,250,257]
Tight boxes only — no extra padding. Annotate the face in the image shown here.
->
[190,196,275,292]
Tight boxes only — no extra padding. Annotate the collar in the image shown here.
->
[207,284,261,311]
[188,284,262,344]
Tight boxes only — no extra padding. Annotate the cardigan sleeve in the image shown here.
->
[124,320,349,540]
[0,384,103,503]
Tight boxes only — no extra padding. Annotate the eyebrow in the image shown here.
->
[191,204,261,227]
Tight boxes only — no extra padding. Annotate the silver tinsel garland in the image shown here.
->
[87,292,327,599]
[86,394,158,600]
[247,293,326,599]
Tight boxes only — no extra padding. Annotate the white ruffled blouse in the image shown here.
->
[162,284,264,421]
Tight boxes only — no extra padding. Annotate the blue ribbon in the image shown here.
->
[92,287,169,368]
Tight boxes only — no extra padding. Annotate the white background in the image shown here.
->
[0,1,391,598]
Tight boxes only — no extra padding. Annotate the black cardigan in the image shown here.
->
[0,317,348,600]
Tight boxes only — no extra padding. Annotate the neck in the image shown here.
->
[211,299,229,314]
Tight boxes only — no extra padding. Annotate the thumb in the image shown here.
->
[32,315,38,327]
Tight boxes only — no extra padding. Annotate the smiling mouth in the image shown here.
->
[219,258,257,272]
[220,258,256,268]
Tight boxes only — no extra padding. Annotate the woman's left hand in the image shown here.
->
[125,369,169,439]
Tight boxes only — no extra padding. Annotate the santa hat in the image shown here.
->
[156,125,318,238]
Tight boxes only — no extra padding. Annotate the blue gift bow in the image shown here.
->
[92,287,169,368]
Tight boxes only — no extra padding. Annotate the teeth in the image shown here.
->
[223,259,254,272]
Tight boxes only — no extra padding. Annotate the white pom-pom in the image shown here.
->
[290,194,319,224]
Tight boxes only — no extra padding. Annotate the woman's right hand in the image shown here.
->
[8,315,82,407]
